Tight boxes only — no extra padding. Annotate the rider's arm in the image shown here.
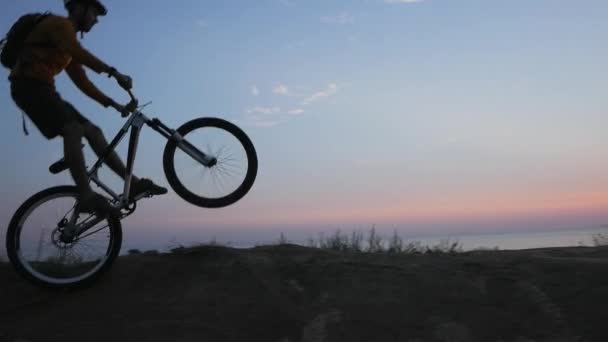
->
[65,62,113,107]
[50,17,114,76]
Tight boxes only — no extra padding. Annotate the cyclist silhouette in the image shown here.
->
[7,0,167,217]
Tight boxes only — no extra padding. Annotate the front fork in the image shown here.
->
[173,135,217,167]
[149,118,217,167]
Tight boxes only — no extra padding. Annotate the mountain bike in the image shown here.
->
[5,90,258,289]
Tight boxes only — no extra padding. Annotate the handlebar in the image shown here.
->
[123,88,152,114]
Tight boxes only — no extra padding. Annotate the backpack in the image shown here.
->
[0,12,51,70]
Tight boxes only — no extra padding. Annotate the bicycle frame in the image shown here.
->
[67,96,216,238]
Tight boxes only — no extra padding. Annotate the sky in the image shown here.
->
[1,0,607,251]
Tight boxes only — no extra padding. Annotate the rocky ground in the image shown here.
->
[1,244,608,342]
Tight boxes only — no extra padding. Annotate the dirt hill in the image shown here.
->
[1,245,608,342]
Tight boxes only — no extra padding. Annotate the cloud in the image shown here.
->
[321,12,355,25]
[254,120,279,127]
[246,107,304,117]
[384,0,423,3]
[243,82,339,127]
[273,84,290,96]
[251,85,260,96]
[287,108,305,115]
[302,83,338,105]
[247,106,281,115]
[244,106,282,128]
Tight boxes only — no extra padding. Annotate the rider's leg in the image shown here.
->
[62,121,121,216]
[62,121,92,195]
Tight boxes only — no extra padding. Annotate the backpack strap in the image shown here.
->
[21,111,29,136]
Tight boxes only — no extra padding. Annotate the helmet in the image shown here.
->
[64,0,107,16]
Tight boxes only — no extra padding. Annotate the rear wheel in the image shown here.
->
[5,186,122,289]
[163,117,258,208]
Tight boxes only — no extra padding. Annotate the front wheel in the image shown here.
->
[163,117,258,208]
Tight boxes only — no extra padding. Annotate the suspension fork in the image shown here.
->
[148,118,217,166]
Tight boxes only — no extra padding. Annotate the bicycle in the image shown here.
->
[5,90,258,289]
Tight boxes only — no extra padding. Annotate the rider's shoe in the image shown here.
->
[130,178,168,201]
[78,191,121,218]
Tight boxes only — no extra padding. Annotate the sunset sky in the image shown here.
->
[1,0,607,250]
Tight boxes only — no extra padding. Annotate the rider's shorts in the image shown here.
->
[10,77,90,139]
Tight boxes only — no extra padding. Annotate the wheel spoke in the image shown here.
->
[75,224,111,241]
[219,154,239,164]
[214,169,227,193]
[210,168,221,193]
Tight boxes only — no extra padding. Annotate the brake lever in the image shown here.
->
[138,101,152,110]
[124,89,152,113]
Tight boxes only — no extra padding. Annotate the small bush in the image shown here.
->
[304,227,464,255]
[366,225,383,253]
[425,238,463,254]
[308,230,365,252]
[387,229,404,254]
[320,230,350,252]
[277,232,288,245]
[591,233,608,246]
[169,238,229,253]
[306,237,317,248]
[127,249,142,255]
[349,230,364,252]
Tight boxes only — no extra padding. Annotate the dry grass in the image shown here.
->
[169,226,470,255]
[300,226,465,254]
[592,233,608,247]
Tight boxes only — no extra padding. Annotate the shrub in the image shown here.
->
[591,233,608,246]
[305,227,463,255]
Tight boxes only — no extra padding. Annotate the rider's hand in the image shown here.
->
[115,72,133,91]
[108,68,133,90]
[125,98,138,112]
[109,100,131,118]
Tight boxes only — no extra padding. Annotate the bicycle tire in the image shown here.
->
[162,117,258,208]
[6,185,122,290]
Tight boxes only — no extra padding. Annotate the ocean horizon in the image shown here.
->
[114,225,608,254]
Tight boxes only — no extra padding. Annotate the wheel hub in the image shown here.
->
[52,220,77,246]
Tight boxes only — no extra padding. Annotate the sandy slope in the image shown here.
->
[1,245,608,342]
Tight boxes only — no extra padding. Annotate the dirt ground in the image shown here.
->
[1,245,608,342]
